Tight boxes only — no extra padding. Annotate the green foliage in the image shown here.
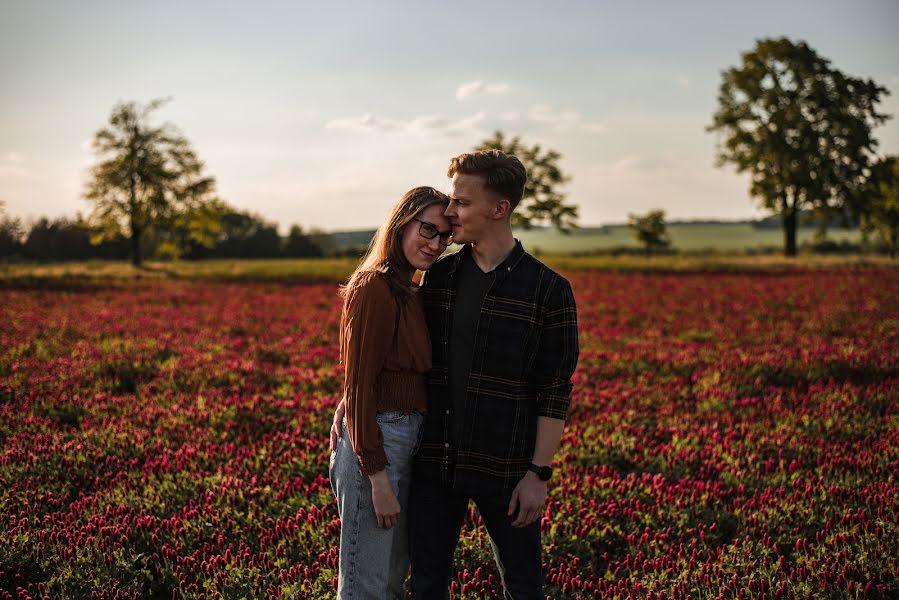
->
[627,209,671,255]
[22,215,130,260]
[85,98,226,266]
[707,37,890,256]
[188,208,280,259]
[475,131,579,231]
[860,156,899,258]
[284,225,325,258]
[0,201,24,257]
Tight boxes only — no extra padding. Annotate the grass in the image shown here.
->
[0,258,359,286]
[1,253,896,287]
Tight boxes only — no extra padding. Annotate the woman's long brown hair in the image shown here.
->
[342,186,449,300]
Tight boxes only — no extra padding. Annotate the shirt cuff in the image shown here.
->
[536,394,570,420]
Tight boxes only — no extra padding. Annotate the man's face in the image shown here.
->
[445,173,498,244]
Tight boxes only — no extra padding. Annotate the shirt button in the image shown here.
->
[444,443,450,448]
[445,409,450,415]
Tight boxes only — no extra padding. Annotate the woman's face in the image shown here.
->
[400,203,452,271]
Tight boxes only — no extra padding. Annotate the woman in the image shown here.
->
[329,186,452,599]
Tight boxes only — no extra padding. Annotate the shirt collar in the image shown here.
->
[452,239,525,274]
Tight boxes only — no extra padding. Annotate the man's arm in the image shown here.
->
[508,416,565,527]
[508,276,579,528]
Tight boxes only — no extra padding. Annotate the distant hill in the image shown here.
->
[320,217,862,255]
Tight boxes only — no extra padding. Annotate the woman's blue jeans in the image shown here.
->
[329,410,424,599]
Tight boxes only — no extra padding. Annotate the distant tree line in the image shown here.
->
[0,204,328,261]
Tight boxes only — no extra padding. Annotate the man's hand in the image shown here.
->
[508,471,547,527]
[369,470,401,528]
[329,396,346,452]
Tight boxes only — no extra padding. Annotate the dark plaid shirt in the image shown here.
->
[414,241,579,496]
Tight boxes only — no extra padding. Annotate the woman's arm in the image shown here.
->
[341,273,398,475]
[340,273,403,528]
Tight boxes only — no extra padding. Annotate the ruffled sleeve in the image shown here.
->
[340,271,398,475]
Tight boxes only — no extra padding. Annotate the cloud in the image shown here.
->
[325,102,607,139]
[455,80,511,101]
[0,165,36,179]
[0,152,36,179]
[527,104,580,124]
[524,104,606,133]
[588,154,675,175]
[325,112,485,138]
[325,113,404,134]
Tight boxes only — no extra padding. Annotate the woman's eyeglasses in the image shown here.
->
[413,219,453,246]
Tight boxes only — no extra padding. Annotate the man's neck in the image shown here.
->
[469,226,516,273]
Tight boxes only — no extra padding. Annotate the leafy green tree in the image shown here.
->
[20,216,129,260]
[475,131,578,231]
[628,209,671,256]
[85,98,224,266]
[0,201,24,258]
[283,224,324,258]
[708,37,890,256]
[861,156,899,258]
[186,209,281,259]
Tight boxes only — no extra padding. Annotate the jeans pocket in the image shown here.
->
[376,410,406,424]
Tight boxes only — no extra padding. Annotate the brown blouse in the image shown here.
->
[340,270,430,476]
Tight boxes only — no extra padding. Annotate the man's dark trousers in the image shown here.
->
[408,478,544,600]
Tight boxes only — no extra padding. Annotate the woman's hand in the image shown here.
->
[329,396,346,452]
[369,470,400,528]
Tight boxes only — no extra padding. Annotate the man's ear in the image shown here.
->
[493,198,512,220]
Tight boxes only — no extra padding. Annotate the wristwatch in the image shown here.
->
[528,463,553,482]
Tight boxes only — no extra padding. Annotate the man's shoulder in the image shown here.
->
[517,250,572,290]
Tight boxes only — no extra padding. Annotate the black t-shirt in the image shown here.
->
[447,251,492,443]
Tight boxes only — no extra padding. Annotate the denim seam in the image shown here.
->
[344,460,365,600]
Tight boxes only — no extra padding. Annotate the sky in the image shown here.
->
[1,0,897,231]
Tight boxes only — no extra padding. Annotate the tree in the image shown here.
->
[628,209,671,256]
[475,131,578,231]
[283,224,324,258]
[0,202,24,258]
[861,156,899,258]
[85,98,224,266]
[186,209,281,259]
[707,37,890,256]
[20,216,129,260]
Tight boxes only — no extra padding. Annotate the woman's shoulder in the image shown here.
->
[345,269,393,304]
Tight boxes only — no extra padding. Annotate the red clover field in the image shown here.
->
[1,268,897,598]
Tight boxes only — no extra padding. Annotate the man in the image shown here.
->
[408,150,578,599]
[331,150,579,599]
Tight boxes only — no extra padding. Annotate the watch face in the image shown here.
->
[530,464,552,481]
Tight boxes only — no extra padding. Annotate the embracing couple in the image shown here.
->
[328,149,579,599]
